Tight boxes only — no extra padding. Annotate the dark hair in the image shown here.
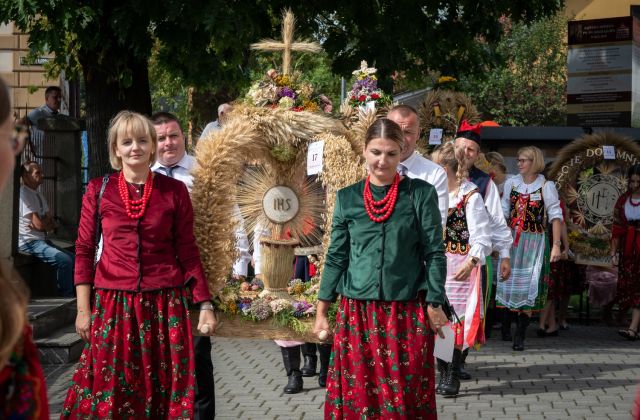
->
[627,164,640,179]
[388,104,418,118]
[44,86,61,97]
[151,111,183,132]
[0,78,9,123]
[365,118,404,150]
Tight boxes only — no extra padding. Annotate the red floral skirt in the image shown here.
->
[61,288,195,419]
[325,297,436,420]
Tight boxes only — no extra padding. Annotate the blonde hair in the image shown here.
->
[517,146,545,174]
[107,111,157,170]
[433,141,468,186]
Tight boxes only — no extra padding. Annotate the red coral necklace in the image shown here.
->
[363,173,400,223]
[118,170,154,219]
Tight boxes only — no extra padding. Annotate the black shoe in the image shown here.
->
[284,371,303,394]
[501,309,513,341]
[301,343,318,377]
[317,343,331,388]
[440,349,462,398]
[280,346,303,393]
[457,349,471,380]
[301,355,317,377]
[435,358,448,394]
[512,313,530,351]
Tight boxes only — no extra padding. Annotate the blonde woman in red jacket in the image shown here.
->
[61,111,216,419]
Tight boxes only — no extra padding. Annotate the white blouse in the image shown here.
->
[624,197,640,221]
[449,180,492,263]
[501,174,563,224]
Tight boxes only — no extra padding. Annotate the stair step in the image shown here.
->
[29,298,77,339]
[35,325,84,364]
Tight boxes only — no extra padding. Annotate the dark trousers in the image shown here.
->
[193,335,215,419]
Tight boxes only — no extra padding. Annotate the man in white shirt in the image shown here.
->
[199,103,233,141]
[27,86,62,126]
[18,161,75,297]
[151,112,250,419]
[387,105,449,229]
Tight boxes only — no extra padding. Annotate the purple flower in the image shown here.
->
[292,300,313,317]
[278,86,297,99]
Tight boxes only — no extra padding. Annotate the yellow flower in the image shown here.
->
[302,100,319,112]
[275,75,291,87]
[438,76,457,84]
[227,301,238,315]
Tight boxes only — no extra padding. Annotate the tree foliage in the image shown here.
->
[460,13,568,126]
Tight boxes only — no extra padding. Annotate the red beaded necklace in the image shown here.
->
[118,170,154,220]
[363,173,400,223]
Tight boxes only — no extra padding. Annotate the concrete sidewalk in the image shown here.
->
[45,324,640,419]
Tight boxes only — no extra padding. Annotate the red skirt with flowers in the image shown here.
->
[325,297,436,420]
[61,288,196,419]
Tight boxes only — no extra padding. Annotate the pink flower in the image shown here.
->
[169,327,182,344]
[97,401,110,417]
[79,399,92,415]
[169,405,181,417]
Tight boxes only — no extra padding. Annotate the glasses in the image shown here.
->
[516,158,532,164]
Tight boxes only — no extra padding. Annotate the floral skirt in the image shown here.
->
[324,297,436,420]
[547,259,582,301]
[61,288,195,419]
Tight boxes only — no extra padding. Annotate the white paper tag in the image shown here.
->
[429,128,443,145]
[530,193,542,201]
[366,100,376,111]
[603,145,615,160]
[307,140,324,175]
[433,323,455,362]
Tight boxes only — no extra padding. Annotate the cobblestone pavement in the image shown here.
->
[45,324,640,419]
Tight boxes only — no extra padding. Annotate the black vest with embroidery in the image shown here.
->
[469,167,491,200]
[508,185,546,233]
[444,189,478,255]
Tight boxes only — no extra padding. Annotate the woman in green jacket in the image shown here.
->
[314,118,447,419]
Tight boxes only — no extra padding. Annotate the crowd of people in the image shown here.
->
[1,75,639,419]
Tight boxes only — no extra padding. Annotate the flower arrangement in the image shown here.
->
[245,68,332,113]
[346,60,392,108]
[214,277,336,335]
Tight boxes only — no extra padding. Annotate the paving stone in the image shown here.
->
[44,324,639,418]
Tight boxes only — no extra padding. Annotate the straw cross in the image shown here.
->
[250,9,322,75]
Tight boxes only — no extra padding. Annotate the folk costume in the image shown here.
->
[319,176,446,419]
[611,192,640,310]
[0,326,49,420]
[436,180,491,397]
[61,173,212,419]
[497,174,562,310]
[444,180,492,349]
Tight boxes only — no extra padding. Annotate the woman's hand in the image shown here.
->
[453,259,475,281]
[313,315,331,342]
[197,309,218,336]
[499,257,511,281]
[75,310,92,343]
[427,304,447,339]
[550,243,562,263]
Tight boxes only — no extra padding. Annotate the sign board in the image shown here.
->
[306,140,324,175]
[567,16,640,127]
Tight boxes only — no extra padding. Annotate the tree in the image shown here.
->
[460,13,568,126]
[287,1,563,91]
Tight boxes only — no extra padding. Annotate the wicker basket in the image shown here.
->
[190,312,322,343]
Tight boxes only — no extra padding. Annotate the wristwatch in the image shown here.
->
[470,257,479,266]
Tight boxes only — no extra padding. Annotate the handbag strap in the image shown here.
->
[95,174,110,246]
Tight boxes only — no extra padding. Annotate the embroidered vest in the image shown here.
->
[509,183,546,245]
[444,188,478,255]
